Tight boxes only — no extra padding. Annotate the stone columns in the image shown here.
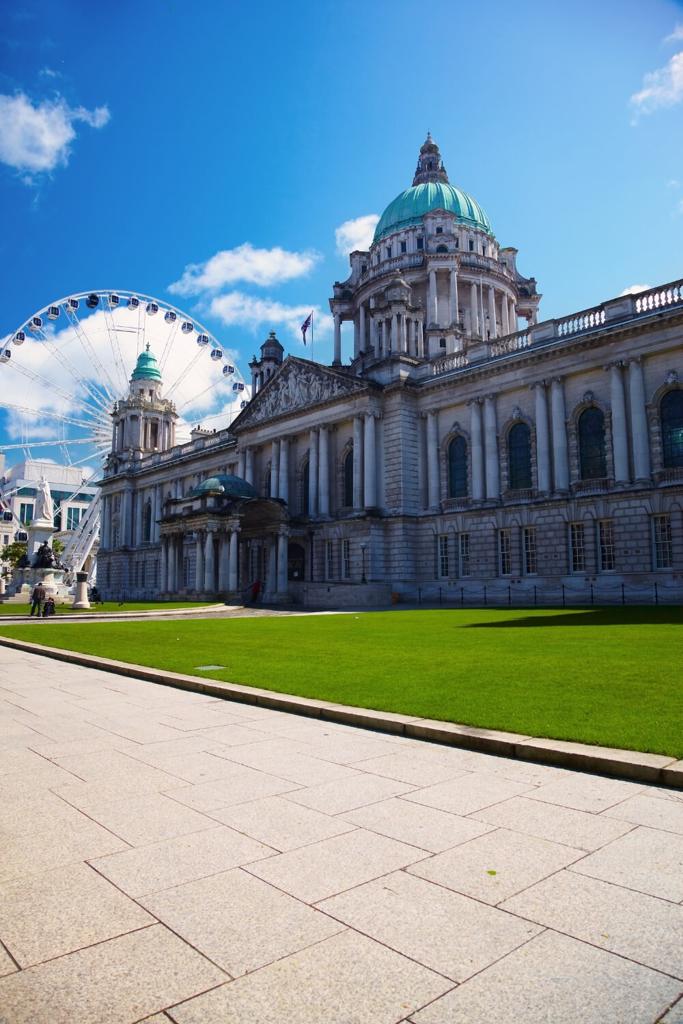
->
[245,448,254,485]
[608,362,630,484]
[550,377,569,491]
[228,528,239,591]
[628,358,651,481]
[392,312,399,354]
[470,282,478,335]
[267,537,277,594]
[449,269,458,325]
[533,381,551,493]
[135,491,144,546]
[278,437,289,504]
[469,399,484,500]
[483,395,500,499]
[318,426,330,515]
[501,294,510,336]
[417,318,424,358]
[218,533,229,591]
[237,450,246,478]
[100,496,109,549]
[427,411,440,508]
[400,314,408,354]
[353,415,364,508]
[153,486,162,542]
[428,269,438,325]
[270,440,279,499]
[308,429,319,516]
[508,298,516,333]
[122,489,133,546]
[363,413,377,508]
[333,314,342,365]
[353,315,360,359]
[167,537,176,592]
[159,538,167,592]
[488,287,497,339]
[194,531,204,592]
[359,304,366,354]
[203,530,215,592]
[277,529,288,593]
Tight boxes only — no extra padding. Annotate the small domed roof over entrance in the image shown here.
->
[131,344,162,383]
[191,474,257,499]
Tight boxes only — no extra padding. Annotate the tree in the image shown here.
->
[1,541,27,570]
[53,539,65,557]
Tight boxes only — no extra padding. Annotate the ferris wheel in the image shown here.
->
[0,290,250,572]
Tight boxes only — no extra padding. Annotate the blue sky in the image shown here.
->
[0,0,682,466]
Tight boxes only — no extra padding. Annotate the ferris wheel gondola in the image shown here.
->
[0,289,251,571]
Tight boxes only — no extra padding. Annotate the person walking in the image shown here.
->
[30,582,46,617]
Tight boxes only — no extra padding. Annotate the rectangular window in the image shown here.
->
[454,238,459,248]
[2,535,8,546]
[385,246,392,260]
[523,527,537,575]
[570,523,586,573]
[458,533,471,577]
[435,226,443,235]
[325,539,335,580]
[400,240,407,254]
[66,507,82,531]
[438,535,449,578]
[652,515,673,569]
[499,529,512,576]
[19,503,34,525]
[598,520,615,572]
[416,237,424,251]
[342,538,351,580]
[468,239,474,252]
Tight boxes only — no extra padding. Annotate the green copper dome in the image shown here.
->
[373,182,493,243]
[191,474,257,499]
[131,346,162,383]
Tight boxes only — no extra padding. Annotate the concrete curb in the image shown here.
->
[0,603,229,624]
[0,634,680,790]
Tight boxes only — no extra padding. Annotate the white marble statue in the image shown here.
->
[34,476,54,524]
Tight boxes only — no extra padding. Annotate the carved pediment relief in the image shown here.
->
[233,357,367,430]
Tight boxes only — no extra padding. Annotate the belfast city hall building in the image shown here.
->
[97,136,683,606]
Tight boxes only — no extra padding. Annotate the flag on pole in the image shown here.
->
[300,310,313,345]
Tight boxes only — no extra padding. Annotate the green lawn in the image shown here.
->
[1,606,681,757]
[0,601,217,616]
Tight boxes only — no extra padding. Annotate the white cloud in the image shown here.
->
[335,214,379,257]
[630,51,683,118]
[620,284,651,295]
[0,92,110,178]
[168,243,320,296]
[665,25,683,44]
[209,291,332,342]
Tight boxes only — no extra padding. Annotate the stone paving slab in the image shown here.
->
[318,870,541,982]
[1,647,682,1024]
[408,826,585,904]
[167,929,453,1024]
[408,929,681,1024]
[0,924,226,1024]
[501,870,683,979]
[141,868,344,978]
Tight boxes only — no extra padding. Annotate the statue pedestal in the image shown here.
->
[27,518,55,561]
[72,571,90,610]
[0,577,5,597]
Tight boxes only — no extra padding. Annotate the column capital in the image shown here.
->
[467,397,483,407]
[530,379,548,391]
[603,360,625,372]
[484,393,497,403]
[551,375,564,386]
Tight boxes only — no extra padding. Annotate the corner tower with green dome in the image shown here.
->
[107,343,178,463]
[330,134,541,374]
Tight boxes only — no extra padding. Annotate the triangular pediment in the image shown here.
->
[232,357,368,431]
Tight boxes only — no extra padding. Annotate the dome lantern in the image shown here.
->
[412,132,449,187]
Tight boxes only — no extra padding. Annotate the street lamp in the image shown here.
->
[360,542,367,584]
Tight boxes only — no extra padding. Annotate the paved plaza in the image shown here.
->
[0,648,682,1023]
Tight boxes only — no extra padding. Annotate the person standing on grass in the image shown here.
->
[30,582,46,617]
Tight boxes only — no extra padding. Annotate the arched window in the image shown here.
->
[343,449,354,507]
[661,390,683,468]
[436,244,448,253]
[508,423,532,490]
[448,436,468,498]
[578,407,607,479]
[302,459,310,515]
